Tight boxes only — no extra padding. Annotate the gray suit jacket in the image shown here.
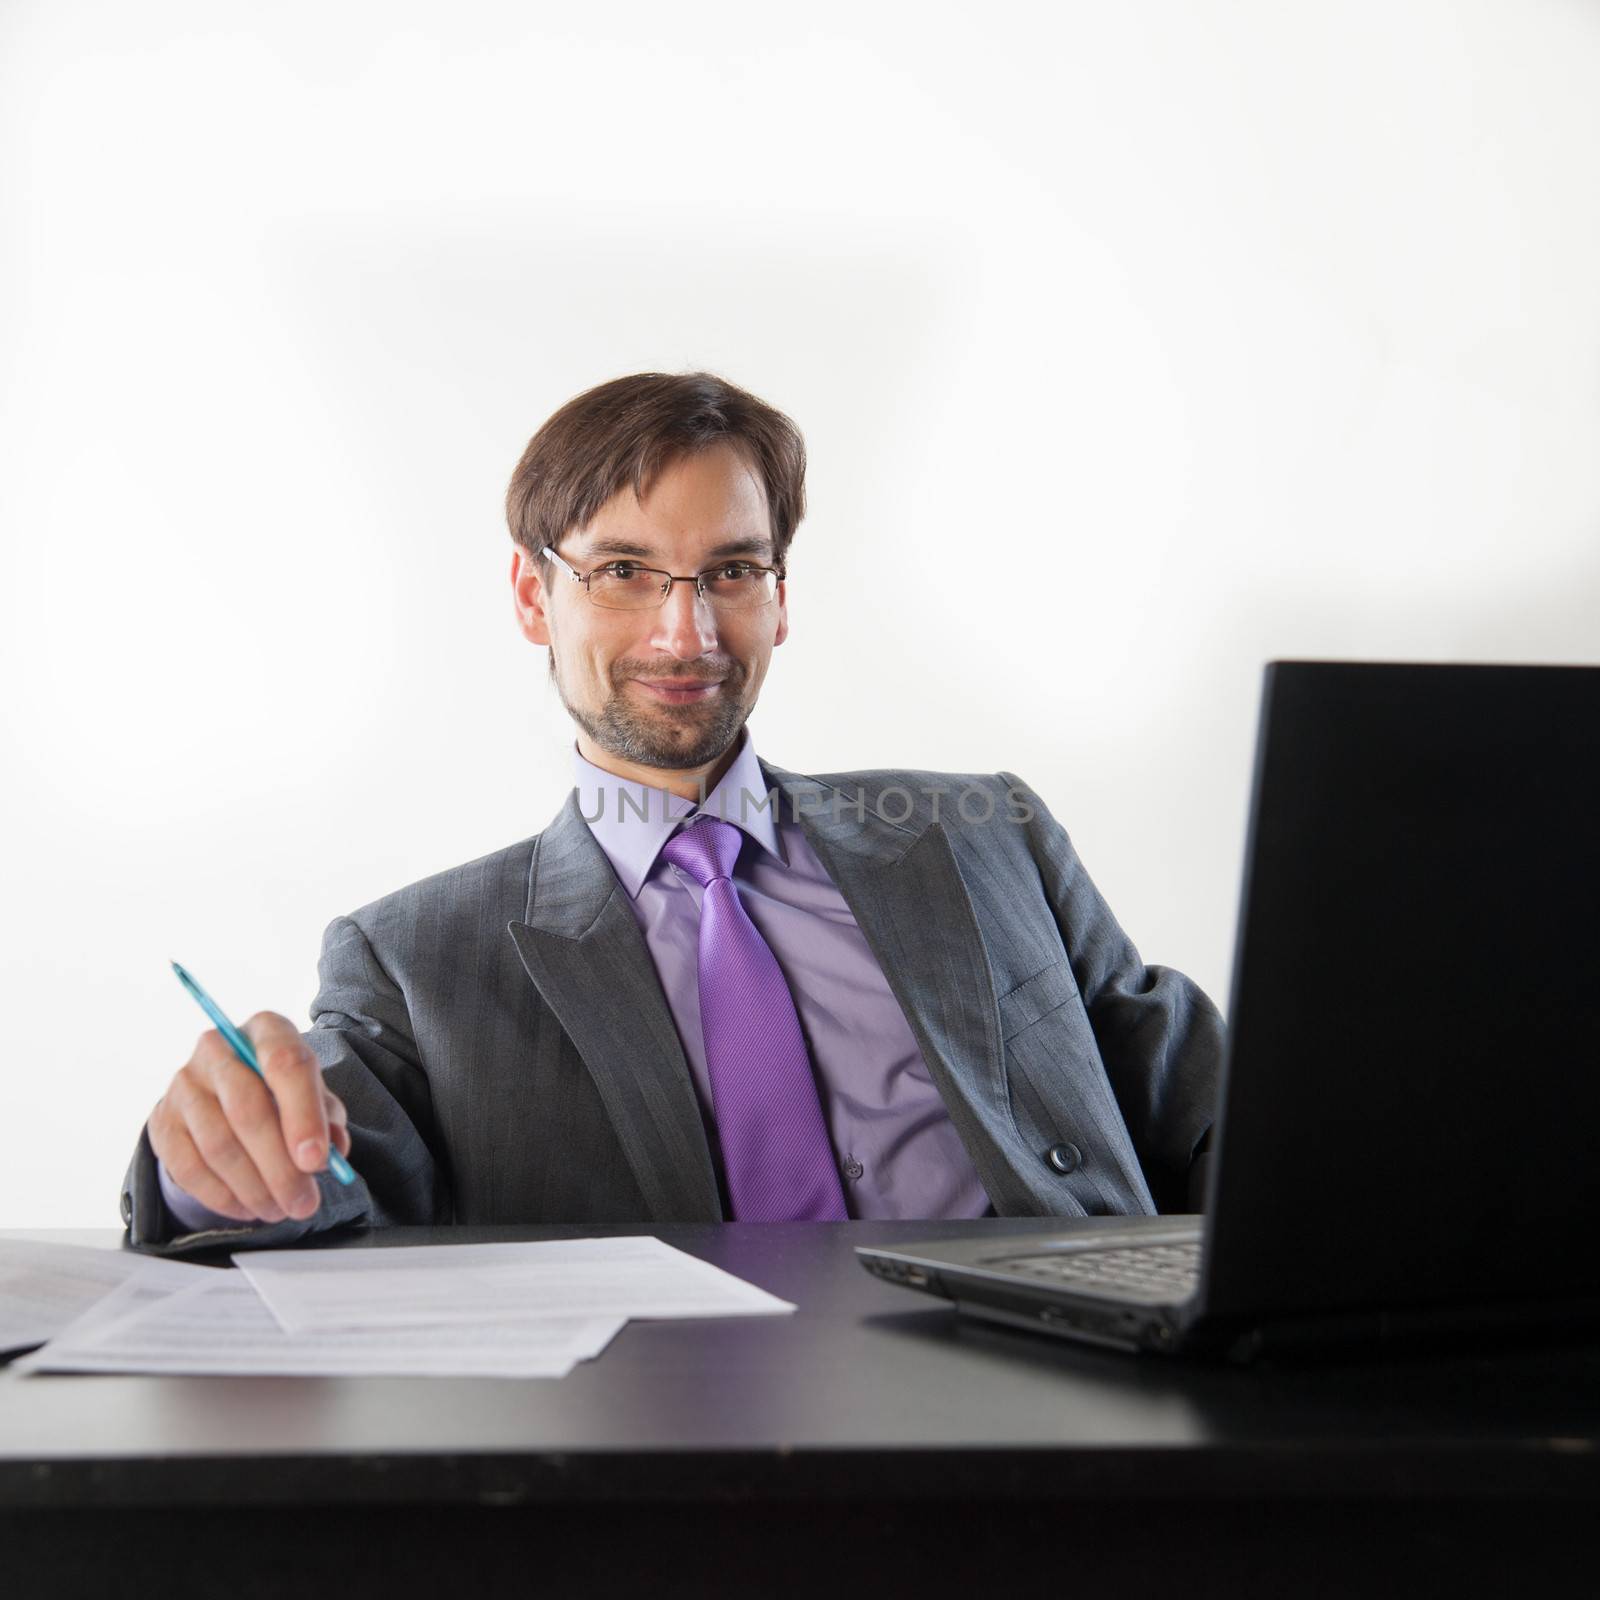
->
[122,764,1223,1252]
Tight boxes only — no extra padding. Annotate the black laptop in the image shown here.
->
[857,662,1600,1359]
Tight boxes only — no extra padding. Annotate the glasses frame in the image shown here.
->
[541,546,786,611]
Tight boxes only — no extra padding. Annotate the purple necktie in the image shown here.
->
[661,816,848,1222]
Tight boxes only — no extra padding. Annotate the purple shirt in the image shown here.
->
[158,733,991,1232]
[575,731,990,1220]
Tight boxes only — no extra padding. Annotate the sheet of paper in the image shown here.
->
[9,1256,228,1369]
[0,1238,213,1355]
[235,1234,796,1336]
[17,1272,625,1378]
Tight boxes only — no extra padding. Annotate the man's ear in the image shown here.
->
[772,577,789,648]
[511,547,552,646]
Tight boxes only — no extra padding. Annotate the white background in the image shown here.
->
[3,1,1597,1224]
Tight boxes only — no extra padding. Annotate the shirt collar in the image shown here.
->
[572,728,784,898]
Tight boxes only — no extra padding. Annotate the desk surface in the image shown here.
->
[4,1219,1599,1511]
[8,1221,1600,1599]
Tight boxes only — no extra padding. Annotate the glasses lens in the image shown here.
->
[587,566,667,610]
[702,567,778,609]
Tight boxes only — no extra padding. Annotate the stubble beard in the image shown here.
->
[554,658,752,772]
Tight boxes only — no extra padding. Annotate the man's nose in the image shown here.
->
[648,578,721,659]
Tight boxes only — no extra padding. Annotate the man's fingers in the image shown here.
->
[150,1019,339,1226]
[243,1012,331,1175]
[209,1049,320,1219]
[158,1098,283,1223]
[148,1106,254,1222]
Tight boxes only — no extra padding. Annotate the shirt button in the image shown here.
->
[842,1157,865,1182]
[1045,1142,1083,1175]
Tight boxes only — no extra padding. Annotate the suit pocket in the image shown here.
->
[997,963,1148,1213]
[998,962,1080,1042]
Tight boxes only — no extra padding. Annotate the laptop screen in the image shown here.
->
[1202,662,1600,1321]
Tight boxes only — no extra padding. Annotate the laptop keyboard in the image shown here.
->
[983,1241,1202,1301]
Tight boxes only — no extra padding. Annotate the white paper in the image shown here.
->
[18,1271,625,1378]
[235,1235,796,1336]
[0,1238,213,1354]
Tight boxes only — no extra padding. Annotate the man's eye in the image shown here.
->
[600,562,646,581]
[712,562,754,580]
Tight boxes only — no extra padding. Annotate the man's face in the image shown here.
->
[511,442,788,782]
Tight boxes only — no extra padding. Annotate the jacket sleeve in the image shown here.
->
[1002,771,1225,1214]
[121,915,449,1255]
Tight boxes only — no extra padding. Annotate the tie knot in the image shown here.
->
[660,814,743,887]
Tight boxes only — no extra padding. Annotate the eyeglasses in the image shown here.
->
[542,547,784,612]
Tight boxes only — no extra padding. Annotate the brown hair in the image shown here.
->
[505,372,807,569]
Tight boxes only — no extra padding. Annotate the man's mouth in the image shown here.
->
[630,677,724,705]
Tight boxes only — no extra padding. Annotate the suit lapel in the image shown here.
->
[763,764,1043,1215]
[507,793,721,1222]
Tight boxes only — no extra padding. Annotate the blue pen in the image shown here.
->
[170,960,357,1186]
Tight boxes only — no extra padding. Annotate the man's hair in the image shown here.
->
[505,372,807,567]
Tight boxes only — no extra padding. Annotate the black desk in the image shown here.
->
[4,1221,1598,1599]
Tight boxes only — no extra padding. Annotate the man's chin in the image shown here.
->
[574,699,748,773]
[623,724,743,771]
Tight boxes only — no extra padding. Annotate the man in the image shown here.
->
[125,372,1222,1251]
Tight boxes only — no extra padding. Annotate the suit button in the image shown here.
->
[1045,1142,1083,1175]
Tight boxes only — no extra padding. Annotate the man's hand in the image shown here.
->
[146,1013,352,1223]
